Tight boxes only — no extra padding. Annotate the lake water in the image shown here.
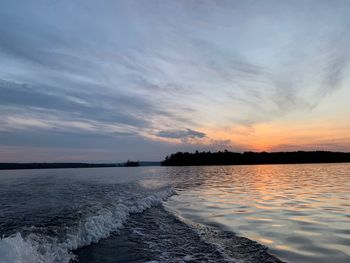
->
[0,163,349,263]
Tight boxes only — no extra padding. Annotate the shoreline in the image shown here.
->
[0,163,118,171]
[162,150,350,166]
[0,161,161,170]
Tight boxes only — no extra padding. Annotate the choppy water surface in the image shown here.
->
[0,163,349,263]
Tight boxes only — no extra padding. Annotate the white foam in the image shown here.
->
[163,204,236,262]
[0,187,175,263]
[0,233,48,263]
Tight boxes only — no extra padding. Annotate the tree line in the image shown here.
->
[161,150,350,166]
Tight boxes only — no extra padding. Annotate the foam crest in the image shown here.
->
[0,233,40,263]
[0,187,175,263]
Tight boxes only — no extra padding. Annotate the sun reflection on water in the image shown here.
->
[166,163,350,263]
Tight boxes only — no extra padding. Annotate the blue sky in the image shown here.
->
[1,0,350,162]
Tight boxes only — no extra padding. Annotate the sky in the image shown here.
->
[1,0,350,162]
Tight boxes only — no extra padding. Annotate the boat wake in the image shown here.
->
[0,187,175,263]
[75,204,284,263]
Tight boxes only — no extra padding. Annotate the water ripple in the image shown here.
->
[166,163,350,263]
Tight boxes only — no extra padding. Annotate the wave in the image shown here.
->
[163,205,284,263]
[0,187,175,263]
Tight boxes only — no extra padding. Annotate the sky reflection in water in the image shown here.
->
[166,163,350,263]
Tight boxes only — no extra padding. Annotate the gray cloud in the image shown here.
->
[1,0,350,160]
[157,129,206,140]
[0,79,152,127]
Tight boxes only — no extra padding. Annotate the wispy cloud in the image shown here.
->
[0,0,350,160]
[157,128,206,142]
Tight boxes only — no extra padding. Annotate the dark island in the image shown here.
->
[120,160,140,167]
[161,150,350,166]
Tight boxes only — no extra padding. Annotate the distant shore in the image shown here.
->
[0,163,117,170]
[161,150,350,166]
[3,151,350,170]
[0,161,160,170]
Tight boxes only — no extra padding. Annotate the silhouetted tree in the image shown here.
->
[161,151,350,166]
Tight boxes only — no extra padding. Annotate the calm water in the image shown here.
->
[0,163,349,263]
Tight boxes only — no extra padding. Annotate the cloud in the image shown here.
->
[157,129,206,140]
[0,79,153,127]
[1,0,350,160]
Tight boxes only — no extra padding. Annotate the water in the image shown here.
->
[166,164,350,263]
[0,164,349,263]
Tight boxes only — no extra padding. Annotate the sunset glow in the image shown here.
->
[1,0,350,161]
